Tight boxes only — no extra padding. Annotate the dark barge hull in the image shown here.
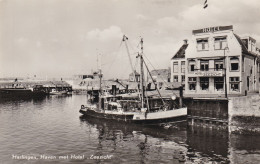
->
[0,88,46,98]
[79,109,187,125]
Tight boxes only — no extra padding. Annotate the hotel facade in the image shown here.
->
[171,25,260,97]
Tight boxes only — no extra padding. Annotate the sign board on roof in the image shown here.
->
[192,25,233,35]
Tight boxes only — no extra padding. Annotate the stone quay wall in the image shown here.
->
[228,94,260,134]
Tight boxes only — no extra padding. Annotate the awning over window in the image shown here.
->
[197,38,208,43]
[214,36,227,41]
[197,57,225,60]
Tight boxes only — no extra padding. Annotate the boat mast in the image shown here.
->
[99,68,102,96]
[140,38,145,108]
[86,82,89,103]
[97,53,102,110]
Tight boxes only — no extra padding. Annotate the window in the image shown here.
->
[230,77,240,92]
[197,38,209,51]
[173,62,178,73]
[173,76,178,82]
[188,77,196,90]
[214,77,224,91]
[200,77,209,90]
[188,60,195,72]
[181,61,185,73]
[181,75,185,83]
[200,60,209,71]
[215,60,224,71]
[214,36,227,50]
[230,57,239,71]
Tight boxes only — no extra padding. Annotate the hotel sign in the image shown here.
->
[195,71,223,77]
[192,25,233,34]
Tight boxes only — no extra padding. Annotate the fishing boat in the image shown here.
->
[49,88,68,95]
[79,37,187,125]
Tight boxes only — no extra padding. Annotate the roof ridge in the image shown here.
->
[234,33,248,52]
[234,33,260,58]
[171,43,188,59]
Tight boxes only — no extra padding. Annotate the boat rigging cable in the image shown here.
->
[143,59,165,106]
[143,54,178,97]
[123,35,135,75]
[104,38,125,77]
[143,54,179,107]
[100,37,126,89]
[122,36,142,98]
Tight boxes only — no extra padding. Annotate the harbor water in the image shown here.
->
[0,95,260,164]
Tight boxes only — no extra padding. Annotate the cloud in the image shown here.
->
[2,0,260,78]
[142,40,184,70]
[15,37,28,45]
[86,26,123,42]
[180,0,260,46]
[148,0,174,5]
[36,41,42,48]
[156,0,260,44]
[151,0,260,68]
[157,17,179,30]
[181,0,260,26]
[136,14,150,20]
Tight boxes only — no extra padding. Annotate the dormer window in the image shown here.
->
[214,36,227,50]
[242,39,248,49]
[197,38,209,51]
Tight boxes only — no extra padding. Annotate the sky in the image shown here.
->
[1,0,260,79]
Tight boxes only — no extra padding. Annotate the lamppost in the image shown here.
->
[224,47,229,98]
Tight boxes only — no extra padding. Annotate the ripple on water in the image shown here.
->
[0,95,260,164]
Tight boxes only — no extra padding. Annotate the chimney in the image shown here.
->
[183,39,188,45]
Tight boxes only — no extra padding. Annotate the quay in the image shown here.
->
[181,93,260,135]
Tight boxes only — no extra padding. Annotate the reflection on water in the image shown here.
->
[80,116,230,163]
[0,95,259,164]
[187,126,229,163]
[79,116,188,164]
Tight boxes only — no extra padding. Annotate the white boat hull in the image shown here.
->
[80,107,187,125]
